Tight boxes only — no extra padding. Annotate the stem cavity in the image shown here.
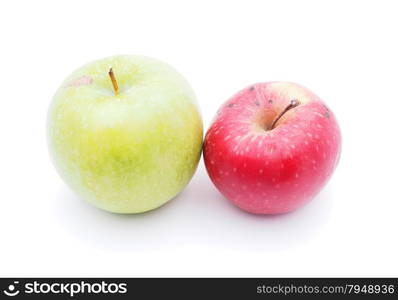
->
[270,99,300,130]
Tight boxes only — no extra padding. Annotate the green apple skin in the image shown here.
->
[47,55,203,213]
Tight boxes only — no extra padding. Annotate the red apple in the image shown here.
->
[203,82,341,214]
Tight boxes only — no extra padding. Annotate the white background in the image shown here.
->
[1,0,397,277]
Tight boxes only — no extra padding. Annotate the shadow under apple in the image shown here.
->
[52,162,334,253]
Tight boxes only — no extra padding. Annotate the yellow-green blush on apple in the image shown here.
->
[47,55,203,213]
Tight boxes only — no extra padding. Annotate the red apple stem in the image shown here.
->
[108,68,119,95]
[270,99,301,130]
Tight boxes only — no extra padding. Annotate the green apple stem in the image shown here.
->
[108,68,119,95]
[270,99,300,130]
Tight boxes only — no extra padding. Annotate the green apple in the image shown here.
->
[47,55,203,213]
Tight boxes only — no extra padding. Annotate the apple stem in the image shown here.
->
[270,99,300,130]
[108,68,119,95]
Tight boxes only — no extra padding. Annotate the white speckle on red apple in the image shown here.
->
[203,82,341,214]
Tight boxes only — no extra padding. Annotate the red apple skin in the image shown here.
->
[203,82,341,214]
